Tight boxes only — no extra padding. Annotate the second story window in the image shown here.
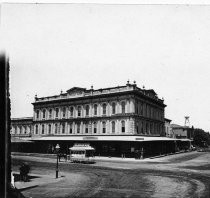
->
[94,104,97,116]
[78,106,81,117]
[121,121,125,133]
[86,105,89,116]
[62,123,65,134]
[36,110,39,119]
[77,124,80,133]
[121,101,125,114]
[94,122,97,133]
[35,125,38,134]
[102,121,106,133]
[85,124,88,133]
[63,107,66,118]
[55,124,58,134]
[55,108,59,118]
[102,104,106,115]
[112,103,116,114]
[49,109,52,119]
[112,121,115,133]
[48,124,51,134]
[69,124,72,134]
[43,109,46,119]
[70,107,74,117]
[42,124,45,134]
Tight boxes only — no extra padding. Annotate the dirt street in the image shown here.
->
[12,151,210,198]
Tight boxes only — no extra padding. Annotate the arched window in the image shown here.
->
[69,123,72,134]
[35,125,38,134]
[62,123,65,134]
[78,106,81,117]
[55,108,59,118]
[86,105,89,116]
[48,124,51,134]
[102,121,106,133]
[42,124,45,134]
[146,123,149,134]
[43,109,46,119]
[77,124,80,133]
[121,121,125,133]
[85,123,89,133]
[112,121,115,133]
[94,122,97,133]
[112,103,116,114]
[49,109,52,118]
[63,107,66,118]
[94,104,97,115]
[102,104,106,115]
[121,101,125,114]
[70,107,74,117]
[36,110,39,119]
[55,124,58,134]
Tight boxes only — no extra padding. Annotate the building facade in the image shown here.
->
[11,82,180,157]
[164,118,174,138]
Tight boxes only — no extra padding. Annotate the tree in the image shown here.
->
[193,128,210,147]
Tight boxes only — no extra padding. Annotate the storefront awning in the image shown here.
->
[11,137,33,143]
[31,135,178,142]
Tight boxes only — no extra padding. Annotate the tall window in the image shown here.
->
[63,107,66,118]
[94,104,97,115]
[137,102,139,114]
[140,102,143,115]
[36,110,39,119]
[70,107,73,117]
[121,101,125,114]
[102,104,106,115]
[42,124,45,134]
[55,124,58,134]
[43,109,46,119]
[49,109,52,119]
[48,124,51,134]
[69,124,72,134]
[86,105,89,116]
[77,124,80,133]
[112,121,115,133]
[112,103,116,114]
[14,126,17,134]
[55,108,59,118]
[35,125,38,134]
[78,106,81,117]
[62,123,65,134]
[136,124,139,134]
[121,121,125,133]
[24,126,27,134]
[102,121,106,133]
[146,123,149,134]
[94,122,97,133]
[85,124,89,133]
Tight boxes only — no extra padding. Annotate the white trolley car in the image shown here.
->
[69,143,95,163]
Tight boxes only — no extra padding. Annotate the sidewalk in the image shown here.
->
[13,171,64,191]
[12,150,195,163]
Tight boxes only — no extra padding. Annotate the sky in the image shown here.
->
[1,3,210,132]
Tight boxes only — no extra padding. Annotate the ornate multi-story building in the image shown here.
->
[11,81,178,157]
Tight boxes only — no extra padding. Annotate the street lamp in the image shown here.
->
[55,144,60,178]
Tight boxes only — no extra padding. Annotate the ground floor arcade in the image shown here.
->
[11,136,192,159]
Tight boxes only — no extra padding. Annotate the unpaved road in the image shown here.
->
[12,151,210,198]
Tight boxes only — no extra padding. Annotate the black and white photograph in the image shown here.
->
[1,1,210,198]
